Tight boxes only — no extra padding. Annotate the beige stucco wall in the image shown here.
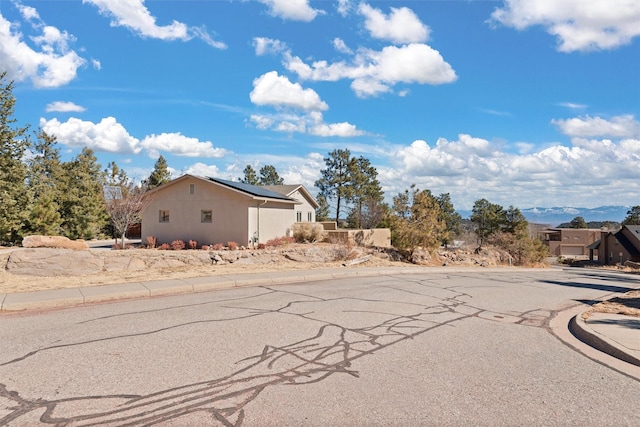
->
[248,201,297,243]
[326,229,391,248]
[289,189,316,223]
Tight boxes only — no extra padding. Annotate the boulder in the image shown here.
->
[7,248,103,276]
[22,235,88,250]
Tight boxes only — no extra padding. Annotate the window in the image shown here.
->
[189,183,195,195]
[201,209,212,223]
[307,212,312,222]
[159,210,170,223]
[296,212,302,222]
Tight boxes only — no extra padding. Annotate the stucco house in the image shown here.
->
[598,225,640,265]
[141,175,318,247]
[539,227,602,257]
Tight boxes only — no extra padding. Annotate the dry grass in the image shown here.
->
[583,290,640,319]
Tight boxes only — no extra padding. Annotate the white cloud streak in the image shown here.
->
[552,115,640,138]
[490,0,640,52]
[83,0,226,48]
[45,101,86,113]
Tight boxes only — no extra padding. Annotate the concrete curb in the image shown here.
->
[569,312,640,367]
[0,266,541,312]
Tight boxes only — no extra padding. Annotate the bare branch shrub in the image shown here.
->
[171,239,186,250]
[293,222,326,243]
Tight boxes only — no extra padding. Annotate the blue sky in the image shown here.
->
[2,0,639,211]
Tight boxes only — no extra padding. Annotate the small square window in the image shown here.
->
[159,210,170,223]
[201,210,212,223]
[189,183,195,195]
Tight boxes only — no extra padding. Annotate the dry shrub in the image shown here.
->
[188,239,198,250]
[171,240,186,250]
[158,243,170,250]
[266,236,295,247]
[227,241,238,250]
[146,236,157,249]
[293,223,326,243]
[212,243,224,250]
[257,243,266,249]
[201,245,209,250]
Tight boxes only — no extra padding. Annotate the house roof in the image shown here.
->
[263,184,320,209]
[613,225,640,257]
[149,174,299,204]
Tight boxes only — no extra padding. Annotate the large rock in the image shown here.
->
[22,235,88,250]
[7,248,103,276]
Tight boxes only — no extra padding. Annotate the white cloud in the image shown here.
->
[284,43,457,98]
[250,71,328,111]
[141,133,229,159]
[558,102,587,110]
[332,38,352,54]
[253,37,287,56]
[383,131,640,209]
[490,0,640,52]
[184,162,221,178]
[45,101,86,113]
[258,0,324,22]
[0,5,86,87]
[40,116,141,154]
[336,0,352,17]
[40,116,229,158]
[552,115,640,138]
[358,3,430,44]
[249,111,364,137]
[84,0,226,48]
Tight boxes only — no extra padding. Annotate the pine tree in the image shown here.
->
[315,194,331,222]
[348,156,383,229]
[145,155,171,190]
[315,149,354,223]
[240,165,259,185]
[436,193,462,247]
[390,187,445,251]
[0,72,31,245]
[259,165,284,185]
[25,129,64,235]
[59,147,109,239]
[471,198,506,247]
[622,206,640,225]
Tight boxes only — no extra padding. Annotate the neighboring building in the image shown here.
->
[539,228,602,257]
[141,175,317,247]
[599,225,640,265]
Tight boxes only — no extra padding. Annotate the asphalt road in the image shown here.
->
[0,268,638,426]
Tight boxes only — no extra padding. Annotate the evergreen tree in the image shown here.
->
[259,165,284,185]
[315,194,330,222]
[0,72,31,245]
[471,198,506,247]
[25,129,64,235]
[504,205,528,235]
[59,147,109,239]
[347,156,383,229]
[622,206,640,225]
[436,193,462,247]
[569,216,588,229]
[145,155,171,190]
[315,149,354,223]
[390,187,445,251]
[240,165,259,185]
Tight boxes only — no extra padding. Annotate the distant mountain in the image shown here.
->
[457,206,631,227]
